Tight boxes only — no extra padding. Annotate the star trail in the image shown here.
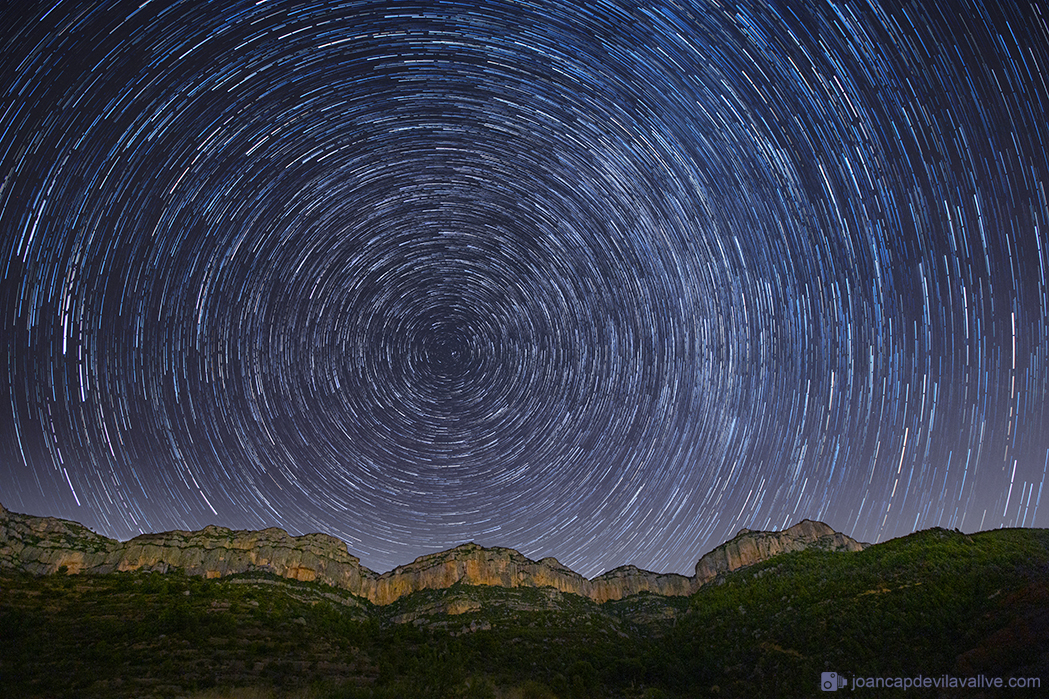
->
[2,0,1049,577]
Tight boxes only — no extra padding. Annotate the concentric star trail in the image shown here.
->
[2,0,1048,577]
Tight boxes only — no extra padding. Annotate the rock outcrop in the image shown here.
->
[0,501,374,592]
[588,565,694,603]
[693,519,866,585]
[0,502,864,605]
[364,544,695,604]
[360,543,590,605]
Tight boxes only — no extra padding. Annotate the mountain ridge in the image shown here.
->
[0,501,865,604]
[5,518,1047,699]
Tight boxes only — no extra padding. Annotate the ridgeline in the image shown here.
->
[2,504,1047,698]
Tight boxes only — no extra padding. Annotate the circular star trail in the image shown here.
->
[3,0,1049,577]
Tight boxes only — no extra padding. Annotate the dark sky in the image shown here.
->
[2,0,1048,578]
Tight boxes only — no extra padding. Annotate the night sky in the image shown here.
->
[2,0,1048,578]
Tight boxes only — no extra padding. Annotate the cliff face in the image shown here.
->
[114,526,373,591]
[361,543,590,605]
[0,502,864,605]
[0,501,121,575]
[365,545,696,604]
[588,565,694,603]
[0,502,375,593]
[693,519,866,585]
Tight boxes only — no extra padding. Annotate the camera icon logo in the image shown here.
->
[821,671,847,691]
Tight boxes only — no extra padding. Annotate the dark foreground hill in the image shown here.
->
[2,507,1048,698]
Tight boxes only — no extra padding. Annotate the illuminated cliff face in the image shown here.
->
[1,502,863,605]
[693,519,867,585]
[0,502,372,594]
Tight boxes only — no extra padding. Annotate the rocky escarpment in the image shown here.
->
[361,543,591,605]
[693,519,866,585]
[0,502,864,605]
[362,544,696,604]
[0,501,374,594]
[588,565,694,603]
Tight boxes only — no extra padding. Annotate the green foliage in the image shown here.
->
[2,527,1048,698]
[660,527,1049,697]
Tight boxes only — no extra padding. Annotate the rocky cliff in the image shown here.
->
[0,502,864,605]
[360,543,591,605]
[588,565,694,603]
[692,519,867,585]
[0,501,373,592]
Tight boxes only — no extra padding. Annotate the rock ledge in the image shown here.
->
[0,502,864,604]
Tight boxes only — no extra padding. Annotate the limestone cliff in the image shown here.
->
[0,501,121,574]
[0,501,374,594]
[365,545,695,604]
[693,519,866,585]
[588,565,693,603]
[0,503,863,605]
[361,543,590,605]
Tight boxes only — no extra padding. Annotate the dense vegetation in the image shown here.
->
[2,527,1048,698]
[662,527,1049,697]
